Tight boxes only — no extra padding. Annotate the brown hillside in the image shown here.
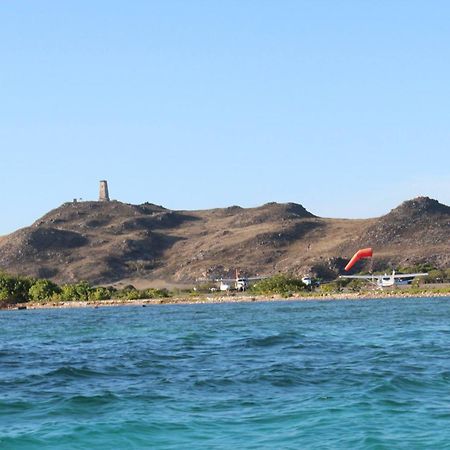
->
[337,197,450,271]
[0,197,448,286]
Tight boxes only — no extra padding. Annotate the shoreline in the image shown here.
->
[3,290,450,310]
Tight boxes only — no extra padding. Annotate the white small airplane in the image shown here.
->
[215,270,266,292]
[339,270,428,288]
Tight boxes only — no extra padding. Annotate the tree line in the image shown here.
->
[1,266,449,305]
[0,273,169,305]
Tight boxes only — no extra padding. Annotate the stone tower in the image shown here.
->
[99,180,110,202]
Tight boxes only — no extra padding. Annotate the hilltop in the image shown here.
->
[0,197,448,287]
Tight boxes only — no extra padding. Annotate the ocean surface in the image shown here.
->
[1,297,450,449]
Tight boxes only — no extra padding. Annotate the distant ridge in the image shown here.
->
[388,196,450,217]
[0,197,448,286]
[359,196,449,246]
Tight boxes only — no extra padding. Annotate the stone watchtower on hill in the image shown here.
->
[99,180,110,202]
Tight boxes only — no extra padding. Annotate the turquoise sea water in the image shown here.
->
[1,297,450,449]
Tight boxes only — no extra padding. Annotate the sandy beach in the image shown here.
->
[4,290,448,310]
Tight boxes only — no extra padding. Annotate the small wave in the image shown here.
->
[390,374,429,390]
[178,332,210,347]
[440,370,450,380]
[46,366,106,378]
[0,400,33,415]
[0,435,47,448]
[249,363,311,387]
[370,374,426,394]
[62,391,120,407]
[240,331,301,348]
[193,377,236,388]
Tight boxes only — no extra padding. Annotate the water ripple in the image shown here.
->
[1,297,450,449]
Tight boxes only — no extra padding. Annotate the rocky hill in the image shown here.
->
[337,197,450,271]
[0,197,448,287]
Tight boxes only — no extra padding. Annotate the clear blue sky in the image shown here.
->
[1,1,449,235]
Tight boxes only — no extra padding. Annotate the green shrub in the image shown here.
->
[319,282,338,294]
[142,288,170,299]
[122,289,142,300]
[89,287,112,301]
[60,281,92,301]
[250,275,306,296]
[29,279,61,301]
[0,274,33,304]
[424,269,447,283]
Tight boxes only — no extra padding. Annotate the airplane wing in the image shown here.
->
[393,273,428,278]
[339,272,428,281]
[339,275,374,279]
[214,276,268,281]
